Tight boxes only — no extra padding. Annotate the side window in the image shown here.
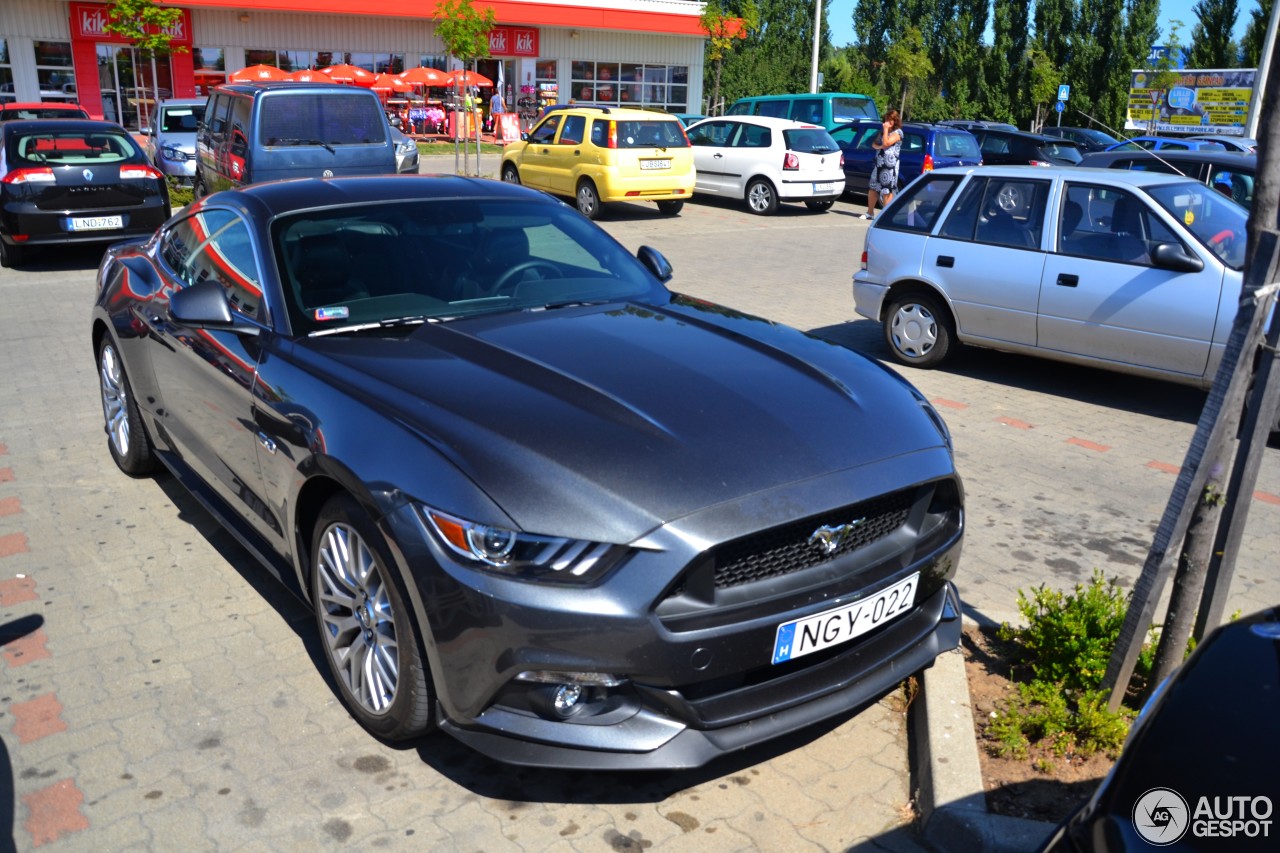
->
[973,178,1050,249]
[756,100,790,119]
[589,118,607,148]
[938,177,986,240]
[208,95,229,134]
[980,134,1009,155]
[528,114,561,144]
[688,120,737,146]
[790,98,823,124]
[735,124,771,148]
[881,175,963,233]
[558,114,585,145]
[1125,158,1180,174]
[1057,184,1168,266]
[1163,141,1190,150]
[902,131,925,154]
[185,217,263,317]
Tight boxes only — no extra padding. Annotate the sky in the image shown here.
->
[825,0,1260,48]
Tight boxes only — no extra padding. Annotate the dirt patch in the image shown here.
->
[961,624,1115,824]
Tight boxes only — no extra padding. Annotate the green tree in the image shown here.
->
[1188,0,1241,67]
[720,0,823,102]
[1068,0,1130,131]
[883,25,934,116]
[985,0,1022,122]
[434,0,495,174]
[1241,0,1274,65]
[1147,20,1187,133]
[105,0,186,55]
[1027,48,1061,132]
[1035,0,1077,74]
[701,0,760,114]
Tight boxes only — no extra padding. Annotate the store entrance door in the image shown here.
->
[97,45,173,130]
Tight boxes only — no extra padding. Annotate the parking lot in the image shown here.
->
[1,186,1277,851]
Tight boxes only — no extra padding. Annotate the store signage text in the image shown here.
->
[70,3,194,46]
[489,27,539,57]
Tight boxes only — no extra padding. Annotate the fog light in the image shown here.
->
[553,684,583,714]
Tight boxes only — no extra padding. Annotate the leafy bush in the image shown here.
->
[166,178,194,209]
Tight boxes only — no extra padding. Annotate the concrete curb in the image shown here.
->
[913,644,1057,852]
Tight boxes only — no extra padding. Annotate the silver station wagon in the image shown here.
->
[853,166,1248,388]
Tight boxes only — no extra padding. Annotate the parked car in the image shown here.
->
[970,128,1083,166]
[91,174,964,768]
[1079,149,1256,210]
[1104,135,1226,152]
[141,97,205,186]
[194,81,397,196]
[0,102,91,121]
[672,112,706,127]
[684,115,845,214]
[1187,134,1256,153]
[832,120,982,196]
[1040,125,1121,153]
[501,105,693,219]
[390,126,419,174]
[0,118,170,268]
[853,165,1247,388]
[1041,604,1280,852]
[725,93,879,131]
[937,119,1017,133]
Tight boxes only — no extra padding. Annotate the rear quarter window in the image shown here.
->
[880,174,963,233]
[755,100,790,119]
[260,93,388,146]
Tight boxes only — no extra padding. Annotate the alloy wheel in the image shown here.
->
[99,343,131,459]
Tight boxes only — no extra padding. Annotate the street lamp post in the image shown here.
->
[809,0,821,94]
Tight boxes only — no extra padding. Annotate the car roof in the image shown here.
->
[1079,149,1256,168]
[212,81,374,96]
[974,127,1076,144]
[0,102,87,111]
[931,164,1214,188]
[157,98,207,108]
[708,115,826,130]
[1,118,131,136]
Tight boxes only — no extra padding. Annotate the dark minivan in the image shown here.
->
[831,120,982,196]
[195,82,396,196]
[970,128,1083,167]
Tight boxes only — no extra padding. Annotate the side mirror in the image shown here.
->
[139,126,153,136]
[1151,241,1205,273]
[170,279,262,336]
[636,245,673,282]
[520,132,529,142]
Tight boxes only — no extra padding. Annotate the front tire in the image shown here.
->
[883,291,956,368]
[656,199,684,216]
[576,179,602,220]
[746,178,778,215]
[501,163,521,184]
[312,493,434,741]
[98,337,158,476]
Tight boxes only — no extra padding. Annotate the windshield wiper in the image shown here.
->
[308,315,437,337]
[531,299,611,312]
[271,138,336,153]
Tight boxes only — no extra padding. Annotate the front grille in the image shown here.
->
[711,490,914,590]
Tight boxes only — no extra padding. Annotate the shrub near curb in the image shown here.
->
[986,570,1151,765]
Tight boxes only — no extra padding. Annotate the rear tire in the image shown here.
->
[656,199,684,216]
[883,291,956,368]
[192,172,208,200]
[0,239,25,268]
[576,179,602,220]
[501,163,521,184]
[746,178,778,215]
[805,200,835,212]
[312,493,435,741]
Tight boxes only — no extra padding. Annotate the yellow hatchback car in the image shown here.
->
[500,106,695,220]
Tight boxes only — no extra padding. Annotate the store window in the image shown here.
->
[246,50,405,74]
[0,40,13,103]
[193,47,226,96]
[570,62,688,111]
[36,41,77,102]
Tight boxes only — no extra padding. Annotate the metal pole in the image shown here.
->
[809,0,822,94]
[1245,0,1280,139]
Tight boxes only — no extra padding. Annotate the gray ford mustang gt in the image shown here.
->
[91,175,964,769]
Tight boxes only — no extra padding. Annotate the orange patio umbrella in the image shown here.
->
[320,63,376,86]
[230,64,289,82]
[286,69,325,82]
[445,69,493,88]
[370,73,413,95]
[398,66,449,87]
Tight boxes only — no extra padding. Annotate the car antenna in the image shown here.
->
[1073,106,1190,177]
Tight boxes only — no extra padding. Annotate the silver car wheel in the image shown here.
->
[99,343,130,458]
[996,183,1023,213]
[316,522,400,716]
[748,181,775,213]
[889,302,938,359]
[577,182,599,218]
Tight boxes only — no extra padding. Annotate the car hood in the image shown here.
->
[157,132,197,151]
[294,297,948,542]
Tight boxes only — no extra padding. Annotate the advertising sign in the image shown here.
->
[488,27,539,58]
[1126,68,1254,135]
[69,2,193,46]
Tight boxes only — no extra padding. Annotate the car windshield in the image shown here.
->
[832,97,878,122]
[1147,181,1249,269]
[273,198,668,336]
[8,130,146,166]
[160,105,204,133]
[783,128,839,154]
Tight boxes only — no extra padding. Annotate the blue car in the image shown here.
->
[1104,135,1227,152]
[831,121,982,196]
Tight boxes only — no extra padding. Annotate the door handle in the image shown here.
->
[256,432,277,454]
[937,255,954,268]
[1056,273,1079,288]
[714,153,724,159]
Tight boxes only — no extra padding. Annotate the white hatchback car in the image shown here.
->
[685,116,845,214]
[853,165,1248,388]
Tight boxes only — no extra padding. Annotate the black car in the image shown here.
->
[1,119,170,267]
[91,176,964,769]
[970,128,1083,167]
[1079,149,1257,210]
[1041,605,1280,851]
[937,119,1018,133]
[1040,125,1121,153]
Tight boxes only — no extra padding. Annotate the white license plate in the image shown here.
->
[813,182,834,192]
[771,573,918,664]
[641,159,671,170]
[70,216,123,231]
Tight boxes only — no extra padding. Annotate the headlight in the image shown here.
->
[417,506,619,582]
[396,138,416,155]
[159,145,188,162]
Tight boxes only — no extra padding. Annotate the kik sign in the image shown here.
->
[489,27,539,57]
[70,2,194,46]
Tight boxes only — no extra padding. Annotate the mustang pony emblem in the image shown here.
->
[809,519,867,555]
